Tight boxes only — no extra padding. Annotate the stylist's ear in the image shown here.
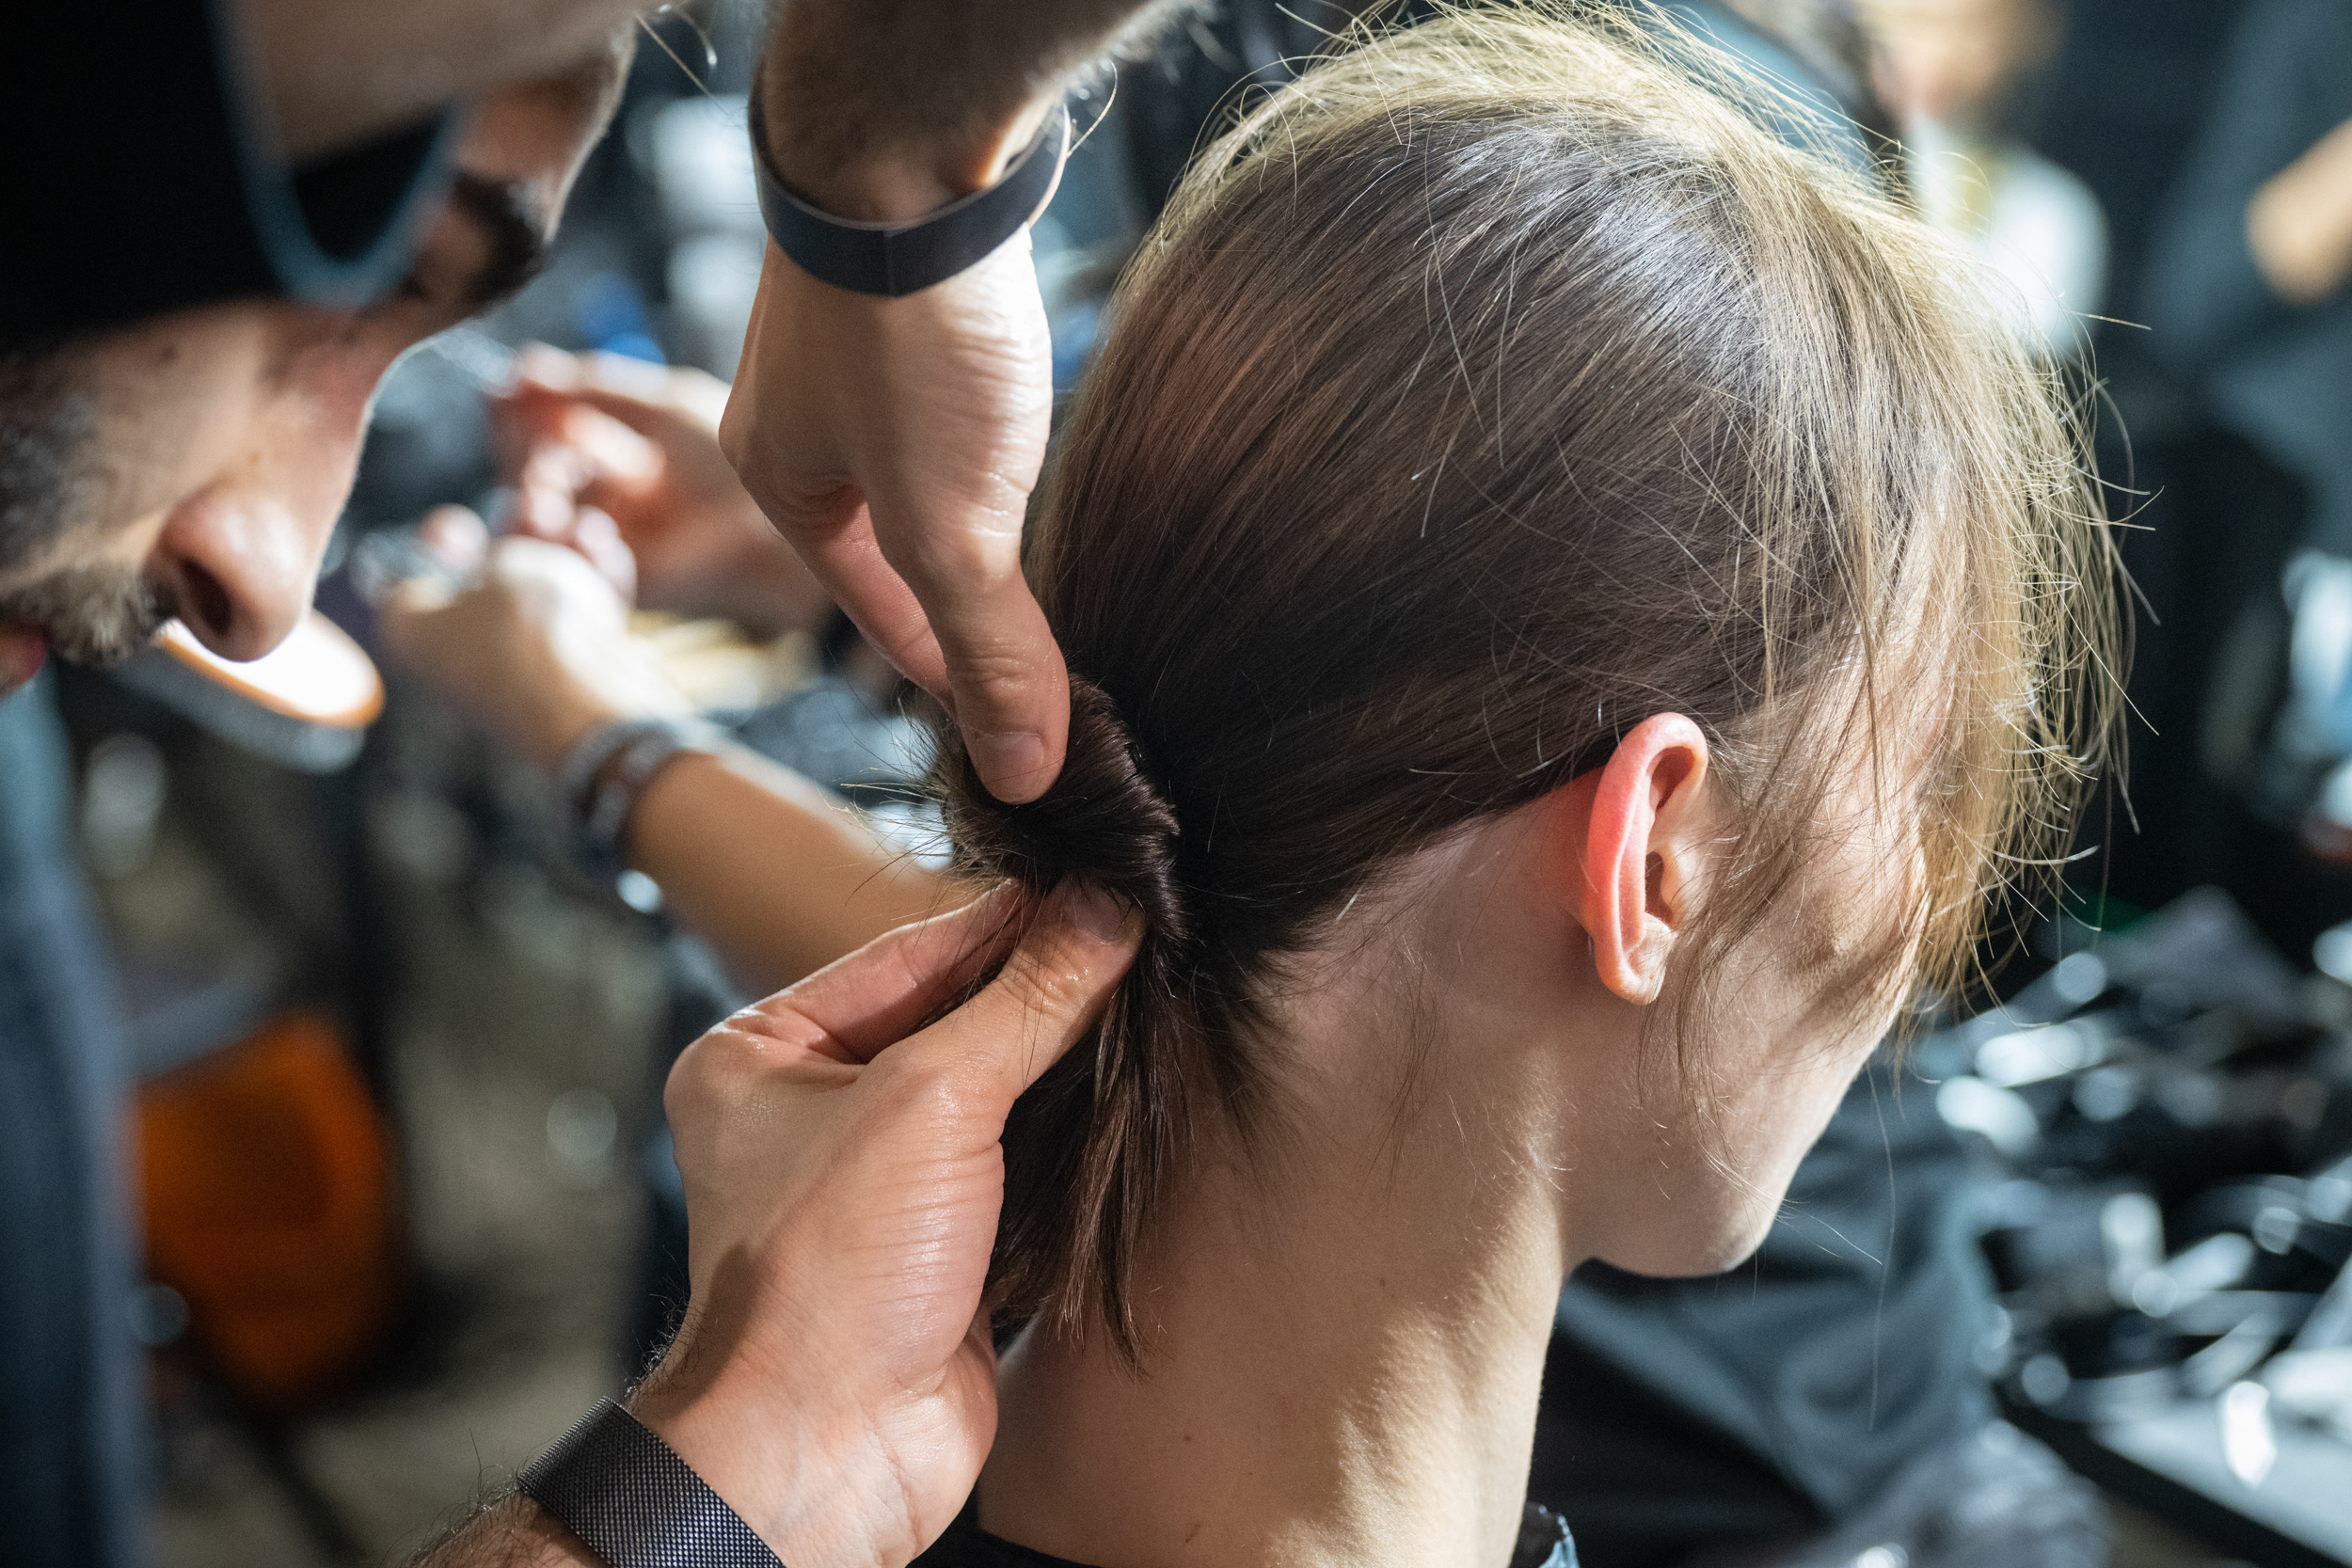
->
[1567,713,1713,1005]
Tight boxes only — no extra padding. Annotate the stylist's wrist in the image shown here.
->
[629,1354,912,1566]
[758,78,1052,224]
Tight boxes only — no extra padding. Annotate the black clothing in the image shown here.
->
[912,1501,1577,1568]
[1530,1055,1994,1567]
[3,0,458,342]
[0,679,145,1568]
[2143,0,2352,553]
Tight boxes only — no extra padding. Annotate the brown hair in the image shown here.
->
[936,1,2118,1358]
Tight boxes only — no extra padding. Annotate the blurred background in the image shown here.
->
[56,1,2352,1564]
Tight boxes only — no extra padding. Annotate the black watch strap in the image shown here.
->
[518,1399,786,1568]
[747,91,1071,297]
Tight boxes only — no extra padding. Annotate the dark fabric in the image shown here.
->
[520,1399,784,1568]
[912,1500,1576,1567]
[1674,1422,2105,1568]
[2142,0,2352,552]
[0,0,458,341]
[0,677,146,1568]
[1530,1055,1993,1568]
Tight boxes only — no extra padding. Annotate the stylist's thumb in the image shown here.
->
[904,880,1140,1113]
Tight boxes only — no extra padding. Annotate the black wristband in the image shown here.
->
[518,1399,785,1568]
[747,92,1071,297]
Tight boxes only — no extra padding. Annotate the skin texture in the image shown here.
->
[723,2,1189,806]
[412,886,1141,1568]
[381,506,947,991]
[232,0,652,163]
[497,348,840,636]
[1865,0,2053,130]
[0,52,628,695]
[384,403,1922,1563]
[975,715,1923,1568]
[628,885,1141,1565]
[2248,115,2352,307]
[392,493,1927,1565]
[719,237,1066,802]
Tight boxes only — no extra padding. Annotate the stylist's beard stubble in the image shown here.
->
[0,563,180,671]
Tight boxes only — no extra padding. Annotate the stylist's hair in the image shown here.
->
[937,1,2118,1358]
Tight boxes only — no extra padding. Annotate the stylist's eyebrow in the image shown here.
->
[442,169,551,314]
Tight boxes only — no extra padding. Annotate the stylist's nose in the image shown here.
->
[151,353,372,660]
[152,479,339,661]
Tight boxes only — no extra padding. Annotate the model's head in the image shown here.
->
[0,40,631,693]
[938,4,2114,1355]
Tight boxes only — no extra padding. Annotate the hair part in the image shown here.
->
[935,0,2120,1361]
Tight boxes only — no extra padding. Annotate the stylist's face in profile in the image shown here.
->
[0,46,628,696]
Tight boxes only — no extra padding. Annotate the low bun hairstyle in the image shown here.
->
[935,3,2118,1360]
[936,683,1233,1361]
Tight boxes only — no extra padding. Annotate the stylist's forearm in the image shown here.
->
[629,748,950,990]
[2249,116,2352,306]
[414,1494,594,1567]
[759,0,1192,218]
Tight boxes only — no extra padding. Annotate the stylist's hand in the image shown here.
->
[630,882,1139,1565]
[719,234,1068,804]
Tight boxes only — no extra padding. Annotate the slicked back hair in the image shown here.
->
[935,2,2120,1361]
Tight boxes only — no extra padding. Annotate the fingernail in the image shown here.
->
[970,730,1049,801]
[1063,881,1128,944]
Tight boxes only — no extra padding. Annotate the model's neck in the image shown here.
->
[977,1001,1577,1568]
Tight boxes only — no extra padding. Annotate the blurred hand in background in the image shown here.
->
[376,503,689,767]
[497,345,838,637]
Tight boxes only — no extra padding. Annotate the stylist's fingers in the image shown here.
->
[777,499,953,691]
[732,883,1028,1066]
[866,500,1071,806]
[892,879,1140,1107]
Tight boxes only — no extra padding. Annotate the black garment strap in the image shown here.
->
[747,94,1070,298]
[519,1399,785,1568]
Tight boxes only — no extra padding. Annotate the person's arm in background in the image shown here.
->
[722,0,1194,807]
[2248,114,2352,307]
[2144,0,2352,375]
[378,512,946,991]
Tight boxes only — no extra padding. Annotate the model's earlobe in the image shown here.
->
[1577,713,1711,1005]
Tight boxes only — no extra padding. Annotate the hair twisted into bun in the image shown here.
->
[939,680,1186,942]
[934,679,1242,1358]
[931,4,2115,1361]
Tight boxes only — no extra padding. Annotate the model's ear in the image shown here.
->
[1572,713,1714,1005]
